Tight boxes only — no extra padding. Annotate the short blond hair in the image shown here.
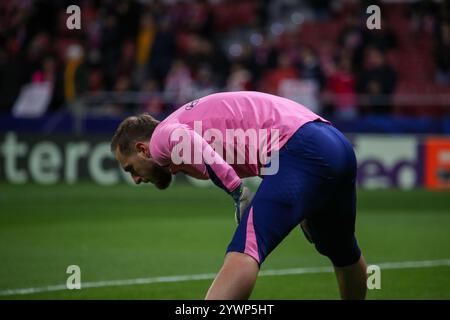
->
[110,114,160,155]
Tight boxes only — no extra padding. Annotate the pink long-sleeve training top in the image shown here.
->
[149,91,329,193]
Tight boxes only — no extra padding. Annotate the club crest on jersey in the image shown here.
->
[185,99,200,110]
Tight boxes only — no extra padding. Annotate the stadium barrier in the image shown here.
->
[0,131,449,189]
[6,90,450,134]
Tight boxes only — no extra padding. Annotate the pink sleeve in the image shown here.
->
[150,123,241,193]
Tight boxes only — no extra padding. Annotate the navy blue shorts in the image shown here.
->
[226,121,361,267]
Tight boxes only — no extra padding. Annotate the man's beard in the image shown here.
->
[153,166,172,189]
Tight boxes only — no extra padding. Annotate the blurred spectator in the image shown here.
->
[88,69,104,93]
[251,36,279,79]
[100,13,121,89]
[109,75,133,113]
[317,40,337,78]
[408,0,438,36]
[297,47,325,90]
[357,47,397,115]
[434,22,450,85]
[365,23,398,53]
[226,63,252,91]
[185,0,215,41]
[0,0,446,119]
[148,17,176,86]
[115,0,141,41]
[26,33,52,77]
[260,53,298,95]
[307,0,332,20]
[64,44,88,103]
[117,40,136,78]
[12,54,63,117]
[31,56,64,112]
[0,46,28,112]
[164,59,194,106]
[183,35,212,74]
[337,14,368,72]
[140,78,165,117]
[135,13,157,84]
[327,55,357,120]
[192,65,219,99]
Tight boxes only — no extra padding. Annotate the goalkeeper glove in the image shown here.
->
[230,184,254,224]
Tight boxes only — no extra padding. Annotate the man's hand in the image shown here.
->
[230,184,254,224]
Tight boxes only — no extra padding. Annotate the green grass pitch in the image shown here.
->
[0,182,449,299]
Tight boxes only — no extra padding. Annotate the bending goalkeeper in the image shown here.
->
[110,91,367,300]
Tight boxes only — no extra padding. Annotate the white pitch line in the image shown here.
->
[1,259,449,297]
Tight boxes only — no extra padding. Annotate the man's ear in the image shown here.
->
[135,142,150,158]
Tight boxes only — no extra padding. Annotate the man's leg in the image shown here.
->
[205,252,259,300]
[207,172,303,300]
[334,255,368,300]
[300,220,367,300]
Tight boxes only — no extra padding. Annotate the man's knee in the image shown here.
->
[314,237,361,267]
[224,252,260,271]
[222,252,260,287]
